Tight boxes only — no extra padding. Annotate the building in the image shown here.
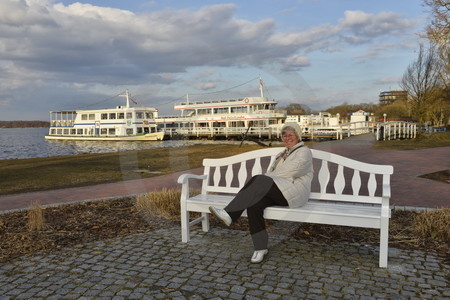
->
[379,90,408,105]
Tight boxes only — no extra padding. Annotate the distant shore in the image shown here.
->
[0,121,49,128]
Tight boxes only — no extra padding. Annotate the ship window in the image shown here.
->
[136,112,144,119]
[118,113,125,119]
[145,112,153,119]
[231,107,247,113]
[81,114,88,120]
[89,114,95,120]
[109,113,116,119]
[212,122,226,127]
[126,112,133,119]
[63,129,69,135]
[230,121,245,127]
[213,108,228,114]
[144,127,149,133]
[197,109,211,115]
[57,129,62,135]
[109,128,116,135]
[101,128,107,135]
[77,129,83,135]
[126,128,133,135]
[71,129,76,135]
[51,129,56,135]
[252,120,265,127]
[101,113,108,120]
[137,127,143,133]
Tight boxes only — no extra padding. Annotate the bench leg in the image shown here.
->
[181,210,190,243]
[379,217,389,268]
[201,212,210,232]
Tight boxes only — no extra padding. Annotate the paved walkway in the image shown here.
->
[0,169,203,212]
[1,227,448,299]
[0,135,449,298]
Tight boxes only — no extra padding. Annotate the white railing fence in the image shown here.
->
[338,121,378,139]
[376,121,417,141]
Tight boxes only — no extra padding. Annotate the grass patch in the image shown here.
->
[373,131,450,150]
[27,201,45,232]
[136,188,183,221]
[414,208,450,242]
[0,144,263,196]
[419,169,450,184]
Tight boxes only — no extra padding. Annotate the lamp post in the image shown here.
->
[383,113,387,123]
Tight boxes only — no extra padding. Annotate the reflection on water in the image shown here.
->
[0,128,253,160]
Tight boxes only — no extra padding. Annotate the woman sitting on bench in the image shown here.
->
[209,123,313,263]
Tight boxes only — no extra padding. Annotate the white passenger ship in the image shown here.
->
[156,79,286,139]
[45,90,165,141]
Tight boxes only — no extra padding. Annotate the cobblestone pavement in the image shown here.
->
[1,226,448,299]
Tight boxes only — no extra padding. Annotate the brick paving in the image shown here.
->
[1,227,448,299]
[0,135,449,298]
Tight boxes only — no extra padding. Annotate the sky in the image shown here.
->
[0,0,428,121]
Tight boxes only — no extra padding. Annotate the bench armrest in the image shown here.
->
[178,173,207,202]
[177,174,207,185]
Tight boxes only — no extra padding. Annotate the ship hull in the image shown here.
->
[45,132,165,141]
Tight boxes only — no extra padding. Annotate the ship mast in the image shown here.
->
[259,77,264,98]
[119,89,132,108]
[125,89,130,108]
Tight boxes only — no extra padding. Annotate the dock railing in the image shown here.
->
[376,121,417,141]
[162,120,418,141]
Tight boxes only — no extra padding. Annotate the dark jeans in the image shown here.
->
[224,175,288,250]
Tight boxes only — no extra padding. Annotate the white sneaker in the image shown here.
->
[251,249,268,263]
[208,206,232,226]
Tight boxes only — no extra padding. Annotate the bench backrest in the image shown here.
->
[202,147,393,206]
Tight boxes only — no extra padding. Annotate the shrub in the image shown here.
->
[27,200,45,231]
[414,208,450,243]
[135,188,182,221]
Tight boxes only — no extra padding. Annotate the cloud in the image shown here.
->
[0,1,420,119]
[1,2,417,85]
[375,77,401,85]
[280,55,311,71]
[196,82,217,91]
[1,2,283,86]
[339,10,417,42]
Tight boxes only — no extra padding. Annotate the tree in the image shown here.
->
[375,100,412,121]
[422,0,450,126]
[423,0,450,47]
[282,103,312,115]
[324,103,379,122]
[400,44,445,125]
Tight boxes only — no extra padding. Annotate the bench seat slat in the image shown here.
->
[185,199,384,229]
[309,192,382,204]
[185,195,385,222]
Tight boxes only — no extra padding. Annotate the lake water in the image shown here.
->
[0,128,249,160]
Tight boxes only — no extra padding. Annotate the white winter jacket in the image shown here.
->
[265,142,313,208]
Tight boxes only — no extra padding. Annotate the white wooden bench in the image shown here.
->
[177,147,394,267]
